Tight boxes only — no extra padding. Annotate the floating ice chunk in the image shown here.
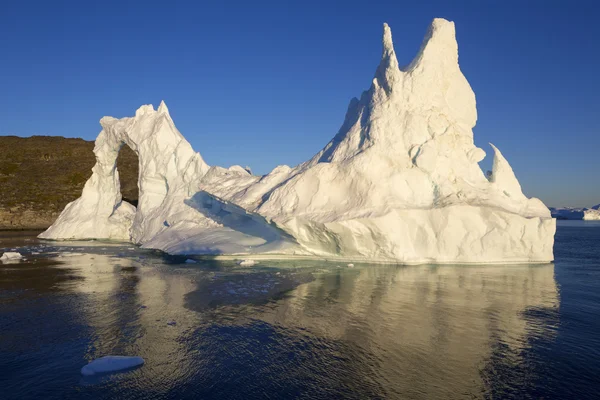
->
[80,356,144,376]
[238,259,257,266]
[347,263,355,268]
[185,259,197,263]
[1,252,23,261]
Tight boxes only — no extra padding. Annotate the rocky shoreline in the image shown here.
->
[0,207,60,230]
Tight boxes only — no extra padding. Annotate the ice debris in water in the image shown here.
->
[80,356,144,376]
[1,252,23,261]
[39,18,555,264]
[185,259,197,263]
[347,263,355,268]
[238,259,257,266]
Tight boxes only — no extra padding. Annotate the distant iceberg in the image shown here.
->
[550,204,600,220]
[587,205,600,220]
[40,18,555,264]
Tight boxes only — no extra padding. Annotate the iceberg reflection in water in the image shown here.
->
[0,233,561,399]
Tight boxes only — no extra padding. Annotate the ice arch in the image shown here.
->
[40,101,210,241]
[41,18,556,263]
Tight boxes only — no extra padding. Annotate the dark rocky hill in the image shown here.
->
[0,136,138,229]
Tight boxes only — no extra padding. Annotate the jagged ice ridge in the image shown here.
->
[40,18,556,263]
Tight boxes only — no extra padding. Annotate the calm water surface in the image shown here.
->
[1,221,599,399]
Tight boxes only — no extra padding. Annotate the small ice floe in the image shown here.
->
[1,252,23,262]
[80,356,144,376]
[347,263,355,268]
[185,259,197,264]
[237,259,257,267]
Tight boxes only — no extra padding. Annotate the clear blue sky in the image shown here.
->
[1,0,598,207]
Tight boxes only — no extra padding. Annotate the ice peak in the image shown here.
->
[489,143,525,200]
[375,22,401,94]
[408,18,458,71]
[157,100,170,115]
[382,23,394,58]
[135,104,155,117]
[431,17,455,32]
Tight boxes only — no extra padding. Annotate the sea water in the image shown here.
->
[0,220,599,399]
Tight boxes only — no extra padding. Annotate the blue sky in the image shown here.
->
[1,0,598,207]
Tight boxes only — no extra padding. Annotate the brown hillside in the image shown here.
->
[0,136,138,229]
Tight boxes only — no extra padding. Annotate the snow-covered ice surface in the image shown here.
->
[81,356,144,376]
[40,18,555,264]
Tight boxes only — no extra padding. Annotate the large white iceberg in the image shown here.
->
[40,18,555,263]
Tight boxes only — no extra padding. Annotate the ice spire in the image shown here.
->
[157,100,170,115]
[488,143,526,200]
[407,18,459,72]
[374,23,402,94]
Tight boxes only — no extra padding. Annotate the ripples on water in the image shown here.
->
[0,221,598,399]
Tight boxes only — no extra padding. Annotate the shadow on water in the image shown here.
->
[2,229,591,399]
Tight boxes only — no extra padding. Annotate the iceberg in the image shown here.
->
[550,204,600,220]
[81,356,144,376]
[586,205,600,220]
[40,18,555,264]
[549,207,585,220]
[585,211,600,220]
